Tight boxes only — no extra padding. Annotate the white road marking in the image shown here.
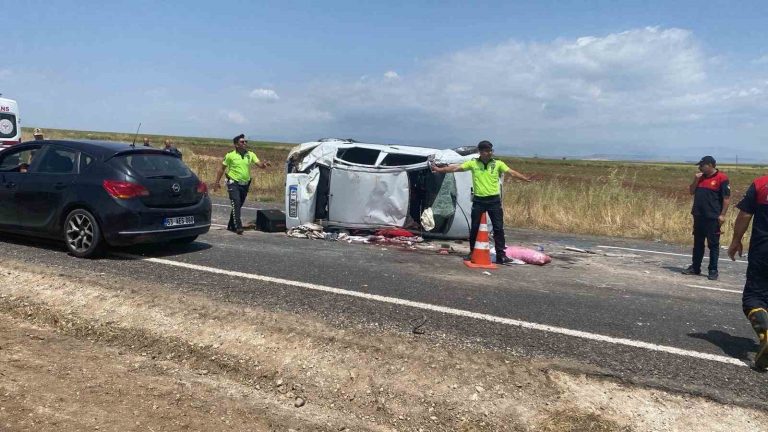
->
[211,223,228,228]
[116,253,747,368]
[212,203,260,211]
[597,245,748,264]
[685,284,742,294]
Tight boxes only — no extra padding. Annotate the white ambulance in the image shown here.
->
[0,96,21,149]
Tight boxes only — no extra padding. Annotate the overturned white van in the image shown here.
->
[285,139,485,239]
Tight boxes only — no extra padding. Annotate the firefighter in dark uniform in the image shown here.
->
[683,156,730,281]
[213,134,271,234]
[728,175,768,370]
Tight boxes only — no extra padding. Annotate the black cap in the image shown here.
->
[477,140,493,150]
[696,155,716,166]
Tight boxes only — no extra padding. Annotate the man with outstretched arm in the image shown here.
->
[213,134,271,234]
[728,175,768,370]
[431,140,532,265]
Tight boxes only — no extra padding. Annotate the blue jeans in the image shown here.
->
[227,181,250,231]
[469,197,505,258]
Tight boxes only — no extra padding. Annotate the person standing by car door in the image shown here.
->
[431,140,532,265]
[683,156,730,280]
[213,134,271,234]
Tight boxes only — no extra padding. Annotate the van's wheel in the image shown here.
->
[171,235,198,245]
[64,209,104,258]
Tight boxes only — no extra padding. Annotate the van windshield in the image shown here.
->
[0,113,18,138]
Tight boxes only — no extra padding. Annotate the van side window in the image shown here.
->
[336,147,380,165]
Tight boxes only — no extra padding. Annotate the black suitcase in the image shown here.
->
[255,209,287,232]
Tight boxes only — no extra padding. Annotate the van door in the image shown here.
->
[328,166,410,227]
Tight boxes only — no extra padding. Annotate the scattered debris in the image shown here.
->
[409,314,427,335]
[286,223,325,239]
[565,247,597,254]
[505,246,552,266]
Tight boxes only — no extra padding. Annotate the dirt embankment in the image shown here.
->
[0,261,764,431]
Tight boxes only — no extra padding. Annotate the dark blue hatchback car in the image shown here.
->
[0,140,211,257]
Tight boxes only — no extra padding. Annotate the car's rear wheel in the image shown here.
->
[64,209,104,258]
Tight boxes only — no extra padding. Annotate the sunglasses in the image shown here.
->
[238,140,247,144]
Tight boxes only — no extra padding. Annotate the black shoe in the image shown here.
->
[681,266,701,275]
[496,255,512,265]
[748,309,768,370]
[235,228,244,235]
[707,270,719,281]
[463,253,472,261]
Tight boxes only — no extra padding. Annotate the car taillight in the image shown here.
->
[103,180,150,199]
[196,181,208,194]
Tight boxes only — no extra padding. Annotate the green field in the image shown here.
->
[20,127,293,151]
[23,127,767,246]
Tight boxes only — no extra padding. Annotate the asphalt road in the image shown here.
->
[1,197,765,409]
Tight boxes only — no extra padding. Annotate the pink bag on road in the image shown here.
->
[504,246,551,266]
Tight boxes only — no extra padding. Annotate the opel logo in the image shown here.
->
[171,183,181,193]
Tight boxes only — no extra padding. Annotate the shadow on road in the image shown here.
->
[0,232,212,260]
[688,330,757,362]
[0,233,67,253]
[113,241,213,259]
[661,265,690,276]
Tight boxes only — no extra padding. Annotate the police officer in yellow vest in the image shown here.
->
[213,134,271,234]
[431,140,532,264]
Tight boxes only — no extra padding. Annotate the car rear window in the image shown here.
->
[0,113,18,138]
[117,154,192,178]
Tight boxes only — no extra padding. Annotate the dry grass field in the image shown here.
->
[23,127,766,245]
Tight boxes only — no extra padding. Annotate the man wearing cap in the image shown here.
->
[213,134,271,234]
[431,140,532,265]
[683,156,730,280]
[728,174,768,370]
[33,128,44,140]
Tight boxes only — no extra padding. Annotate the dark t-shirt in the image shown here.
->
[164,146,183,159]
[692,170,730,219]
[737,176,768,263]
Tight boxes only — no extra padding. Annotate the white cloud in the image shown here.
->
[754,54,768,65]
[249,88,280,101]
[383,71,400,80]
[290,27,768,158]
[221,110,247,125]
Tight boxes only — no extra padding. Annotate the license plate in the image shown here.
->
[164,216,195,227]
[288,185,298,218]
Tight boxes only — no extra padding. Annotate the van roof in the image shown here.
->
[0,97,18,109]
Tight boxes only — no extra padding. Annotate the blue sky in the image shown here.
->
[2,0,767,160]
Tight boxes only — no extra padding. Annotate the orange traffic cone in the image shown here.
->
[465,212,497,269]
